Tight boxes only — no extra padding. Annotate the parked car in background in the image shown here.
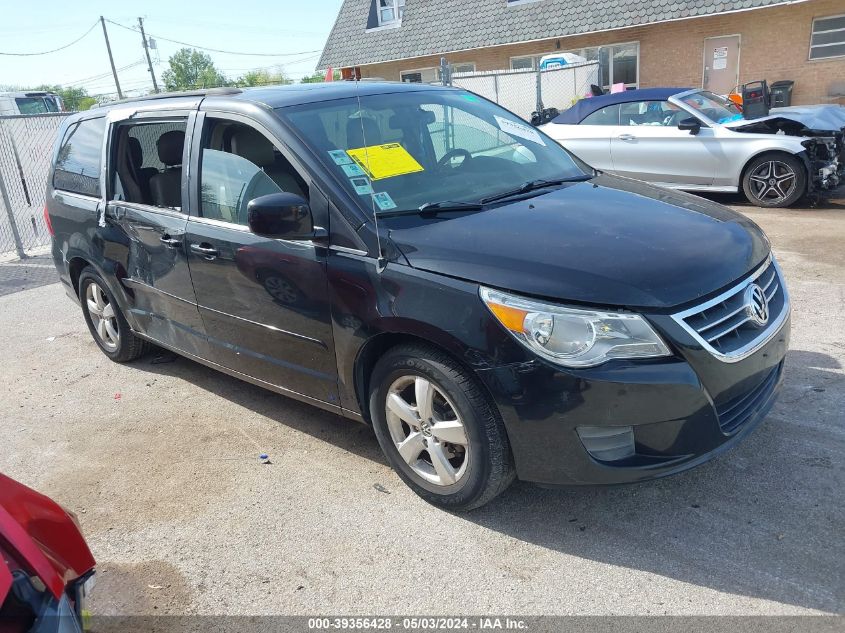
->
[47,83,789,510]
[0,473,95,632]
[541,87,844,208]
[0,91,64,116]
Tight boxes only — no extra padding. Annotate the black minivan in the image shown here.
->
[46,82,790,510]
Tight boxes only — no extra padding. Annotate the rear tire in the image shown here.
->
[79,267,149,363]
[742,152,806,208]
[369,344,515,511]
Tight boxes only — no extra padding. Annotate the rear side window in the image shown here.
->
[580,105,620,126]
[53,117,106,197]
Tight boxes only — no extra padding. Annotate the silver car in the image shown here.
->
[541,88,844,208]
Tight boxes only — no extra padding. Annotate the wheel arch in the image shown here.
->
[352,330,500,429]
[737,147,809,191]
[67,256,90,296]
[64,250,140,331]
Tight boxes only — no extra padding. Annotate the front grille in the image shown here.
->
[672,257,789,362]
[715,362,783,433]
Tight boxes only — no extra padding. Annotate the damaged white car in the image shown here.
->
[541,88,844,208]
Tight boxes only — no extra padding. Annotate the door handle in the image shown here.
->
[618,134,636,141]
[190,243,218,260]
[159,235,182,248]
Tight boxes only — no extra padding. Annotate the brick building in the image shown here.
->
[318,0,845,105]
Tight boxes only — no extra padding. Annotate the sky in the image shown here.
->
[0,0,344,97]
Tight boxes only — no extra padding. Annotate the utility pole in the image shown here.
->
[138,17,159,93]
[100,16,124,99]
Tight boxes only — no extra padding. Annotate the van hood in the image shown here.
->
[388,174,770,309]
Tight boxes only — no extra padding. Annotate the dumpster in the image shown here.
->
[770,80,795,107]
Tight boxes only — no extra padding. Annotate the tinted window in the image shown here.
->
[15,97,49,115]
[53,117,106,197]
[580,105,620,126]
[110,120,187,206]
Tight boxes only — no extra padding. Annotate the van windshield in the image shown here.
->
[278,90,587,216]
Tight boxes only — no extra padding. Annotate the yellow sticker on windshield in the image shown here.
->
[346,143,424,181]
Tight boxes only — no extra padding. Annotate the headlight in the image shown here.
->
[480,286,671,368]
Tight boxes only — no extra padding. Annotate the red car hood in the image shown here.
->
[0,473,95,601]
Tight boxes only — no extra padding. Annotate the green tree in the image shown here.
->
[235,68,292,88]
[77,96,98,110]
[35,85,95,111]
[300,70,341,83]
[161,48,228,91]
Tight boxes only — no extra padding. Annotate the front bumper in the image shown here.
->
[477,315,790,486]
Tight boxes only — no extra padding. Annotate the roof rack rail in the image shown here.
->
[92,87,242,108]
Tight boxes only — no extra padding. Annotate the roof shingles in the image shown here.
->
[319,0,794,68]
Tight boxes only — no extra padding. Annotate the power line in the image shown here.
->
[104,18,322,58]
[66,60,146,87]
[145,16,326,38]
[219,53,322,73]
[0,21,99,56]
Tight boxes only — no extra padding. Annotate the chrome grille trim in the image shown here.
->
[671,256,790,363]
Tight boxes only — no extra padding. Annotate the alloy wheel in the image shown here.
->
[385,375,469,486]
[86,282,120,351]
[748,160,797,204]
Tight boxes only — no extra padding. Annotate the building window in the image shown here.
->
[401,64,475,83]
[810,14,845,60]
[509,52,554,71]
[378,0,405,26]
[401,68,437,83]
[451,63,477,75]
[509,42,639,90]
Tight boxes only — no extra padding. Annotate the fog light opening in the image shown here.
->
[577,425,635,462]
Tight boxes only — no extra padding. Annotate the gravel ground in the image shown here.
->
[0,193,843,616]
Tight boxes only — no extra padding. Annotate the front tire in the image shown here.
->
[79,267,149,362]
[369,344,515,511]
[742,152,806,208]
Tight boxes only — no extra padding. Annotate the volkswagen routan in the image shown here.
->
[46,83,790,510]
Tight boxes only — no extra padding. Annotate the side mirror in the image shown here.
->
[247,192,320,240]
[678,117,702,135]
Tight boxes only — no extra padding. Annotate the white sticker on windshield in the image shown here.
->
[372,192,397,211]
[328,149,353,165]
[494,115,546,146]
[350,176,374,195]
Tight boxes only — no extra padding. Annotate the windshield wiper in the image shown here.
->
[373,175,594,219]
[418,200,484,213]
[480,175,592,204]
[375,200,483,219]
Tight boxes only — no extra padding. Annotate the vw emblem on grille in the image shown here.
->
[744,283,769,327]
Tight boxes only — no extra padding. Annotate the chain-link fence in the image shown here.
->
[0,113,70,261]
[439,59,600,124]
